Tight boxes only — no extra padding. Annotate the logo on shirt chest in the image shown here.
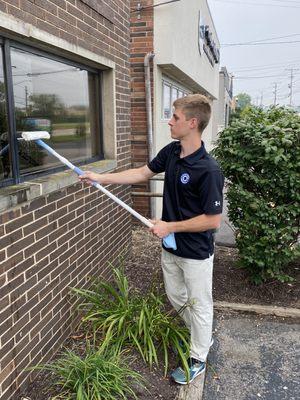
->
[180,173,190,184]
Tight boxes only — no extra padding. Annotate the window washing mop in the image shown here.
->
[21,131,177,250]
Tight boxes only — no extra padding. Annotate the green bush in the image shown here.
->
[75,123,87,137]
[72,268,190,377]
[35,345,144,400]
[213,106,300,283]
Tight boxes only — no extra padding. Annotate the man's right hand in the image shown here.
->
[78,165,155,186]
[79,171,102,185]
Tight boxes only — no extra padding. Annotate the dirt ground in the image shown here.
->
[22,227,299,400]
[125,228,299,309]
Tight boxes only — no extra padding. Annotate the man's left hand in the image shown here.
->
[149,219,171,239]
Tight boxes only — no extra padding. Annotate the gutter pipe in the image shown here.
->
[144,52,155,218]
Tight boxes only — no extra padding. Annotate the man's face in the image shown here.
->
[168,108,194,140]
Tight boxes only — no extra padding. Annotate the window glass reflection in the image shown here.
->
[171,87,178,105]
[0,47,11,181]
[11,48,96,175]
[163,83,171,119]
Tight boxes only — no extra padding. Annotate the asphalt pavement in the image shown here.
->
[203,311,300,400]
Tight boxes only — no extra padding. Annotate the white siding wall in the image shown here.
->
[152,0,220,218]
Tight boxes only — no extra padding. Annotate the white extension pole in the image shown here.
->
[36,139,153,228]
[21,132,177,250]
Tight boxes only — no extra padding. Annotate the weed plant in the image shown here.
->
[72,268,190,377]
[34,345,144,400]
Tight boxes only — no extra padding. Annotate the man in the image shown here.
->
[79,94,224,384]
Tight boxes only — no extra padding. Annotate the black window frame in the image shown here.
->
[0,36,104,188]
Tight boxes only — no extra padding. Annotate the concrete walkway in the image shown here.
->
[203,311,300,400]
[215,192,235,247]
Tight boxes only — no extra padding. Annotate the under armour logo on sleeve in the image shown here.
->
[214,201,221,207]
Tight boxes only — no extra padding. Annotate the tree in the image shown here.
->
[213,106,300,283]
[235,92,252,111]
[28,93,66,120]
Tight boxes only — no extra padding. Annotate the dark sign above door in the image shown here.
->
[198,11,220,66]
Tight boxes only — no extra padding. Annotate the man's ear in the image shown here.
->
[189,117,198,129]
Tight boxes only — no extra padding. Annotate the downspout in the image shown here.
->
[144,52,155,218]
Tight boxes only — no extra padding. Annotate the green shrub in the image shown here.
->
[75,123,87,137]
[35,345,144,400]
[72,268,190,377]
[213,106,300,283]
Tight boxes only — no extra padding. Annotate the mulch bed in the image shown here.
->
[22,227,299,399]
[125,228,299,309]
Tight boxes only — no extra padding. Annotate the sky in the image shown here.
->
[207,0,300,108]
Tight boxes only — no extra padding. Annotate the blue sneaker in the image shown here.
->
[171,358,206,385]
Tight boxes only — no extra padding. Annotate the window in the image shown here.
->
[0,46,11,181]
[162,79,189,120]
[0,38,103,187]
[163,82,171,119]
[171,87,178,105]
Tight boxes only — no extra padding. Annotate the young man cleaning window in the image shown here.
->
[79,94,224,384]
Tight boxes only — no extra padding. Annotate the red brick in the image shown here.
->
[20,0,46,18]
[35,0,57,14]
[5,213,33,234]
[1,1,132,397]
[50,0,65,8]
[0,209,21,224]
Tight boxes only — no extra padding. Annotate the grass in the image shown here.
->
[50,135,89,143]
[52,122,89,130]
[72,267,191,378]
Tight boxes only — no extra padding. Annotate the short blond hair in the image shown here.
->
[173,94,211,133]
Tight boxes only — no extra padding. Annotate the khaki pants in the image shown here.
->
[161,248,214,362]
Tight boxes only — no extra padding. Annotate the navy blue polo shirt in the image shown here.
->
[148,141,224,260]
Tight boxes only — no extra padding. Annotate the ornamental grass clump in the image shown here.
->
[72,268,190,376]
[213,106,300,283]
[35,345,144,400]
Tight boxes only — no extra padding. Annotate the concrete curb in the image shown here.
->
[214,301,300,318]
[176,373,205,400]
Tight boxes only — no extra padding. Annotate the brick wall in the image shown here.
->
[130,0,154,218]
[0,1,132,399]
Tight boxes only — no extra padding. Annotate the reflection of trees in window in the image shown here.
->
[28,93,66,120]
[75,123,87,137]
[15,94,63,170]
[15,108,46,169]
[18,140,46,170]
[0,81,9,179]
[0,81,8,135]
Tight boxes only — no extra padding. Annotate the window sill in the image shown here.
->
[0,159,117,213]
